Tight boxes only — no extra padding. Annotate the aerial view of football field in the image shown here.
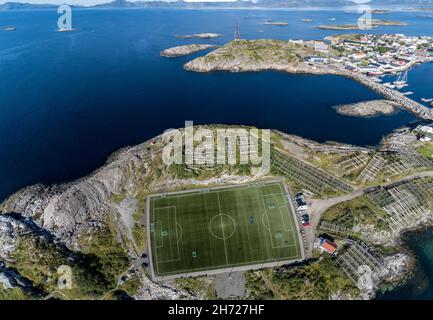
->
[148,180,304,280]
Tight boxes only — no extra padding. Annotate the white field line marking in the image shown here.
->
[150,200,161,275]
[216,191,230,266]
[151,181,282,201]
[154,247,299,277]
[153,221,163,248]
[260,193,290,249]
[260,188,296,249]
[153,206,181,264]
[278,183,300,257]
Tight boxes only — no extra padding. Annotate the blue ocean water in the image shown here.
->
[379,228,433,300]
[0,8,430,202]
[382,62,433,107]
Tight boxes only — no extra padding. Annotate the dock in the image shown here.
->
[341,70,433,121]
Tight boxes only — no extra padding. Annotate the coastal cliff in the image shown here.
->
[0,127,370,300]
[1,124,432,300]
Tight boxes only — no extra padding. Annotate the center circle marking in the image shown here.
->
[209,214,236,240]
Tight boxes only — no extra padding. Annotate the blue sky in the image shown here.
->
[0,0,239,5]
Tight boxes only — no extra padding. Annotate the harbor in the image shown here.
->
[343,70,433,121]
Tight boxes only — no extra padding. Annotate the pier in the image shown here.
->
[339,69,433,121]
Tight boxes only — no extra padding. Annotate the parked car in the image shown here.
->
[301,214,310,227]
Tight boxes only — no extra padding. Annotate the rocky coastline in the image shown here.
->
[1,123,432,299]
[183,41,433,121]
[176,33,222,39]
[160,44,216,58]
[333,100,401,118]
[318,19,408,30]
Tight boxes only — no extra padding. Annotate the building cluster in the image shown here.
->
[415,123,433,142]
[303,34,433,77]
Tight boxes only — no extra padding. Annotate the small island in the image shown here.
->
[176,33,222,39]
[319,19,408,30]
[264,21,289,26]
[333,100,401,118]
[160,44,216,58]
[372,9,390,14]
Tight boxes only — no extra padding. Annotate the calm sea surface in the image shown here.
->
[1,8,428,200]
[1,7,433,300]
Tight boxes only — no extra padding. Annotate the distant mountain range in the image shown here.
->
[1,0,433,10]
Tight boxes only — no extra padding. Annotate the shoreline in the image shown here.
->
[1,122,432,300]
[378,225,433,299]
[184,60,433,121]
[333,100,400,118]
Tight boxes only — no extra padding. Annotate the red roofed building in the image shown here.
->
[319,239,338,255]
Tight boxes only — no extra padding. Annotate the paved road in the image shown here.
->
[304,171,433,257]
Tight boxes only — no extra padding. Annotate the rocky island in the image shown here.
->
[264,21,289,26]
[372,9,390,14]
[160,44,216,58]
[333,100,401,118]
[1,121,433,300]
[176,33,222,39]
[184,39,321,73]
[318,19,408,30]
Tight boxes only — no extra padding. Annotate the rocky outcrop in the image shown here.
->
[0,215,28,261]
[333,100,401,118]
[0,140,159,250]
[176,33,222,39]
[318,19,408,30]
[160,44,216,58]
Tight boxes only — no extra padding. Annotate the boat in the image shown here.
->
[302,19,313,22]
[421,98,433,103]
[392,70,408,88]
[368,71,384,77]
[2,26,16,31]
[402,91,414,96]
[329,18,337,21]
[383,82,396,89]
[394,83,408,89]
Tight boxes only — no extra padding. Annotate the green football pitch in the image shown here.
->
[148,181,303,279]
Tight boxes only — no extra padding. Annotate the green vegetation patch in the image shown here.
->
[417,143,433,160]
[174,277,216,299]
[246,256,358,299]
[321,196,390,232]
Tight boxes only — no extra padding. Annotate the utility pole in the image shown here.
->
[234,20,240,40]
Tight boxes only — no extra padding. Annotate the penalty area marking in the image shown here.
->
[153,206,182,265]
